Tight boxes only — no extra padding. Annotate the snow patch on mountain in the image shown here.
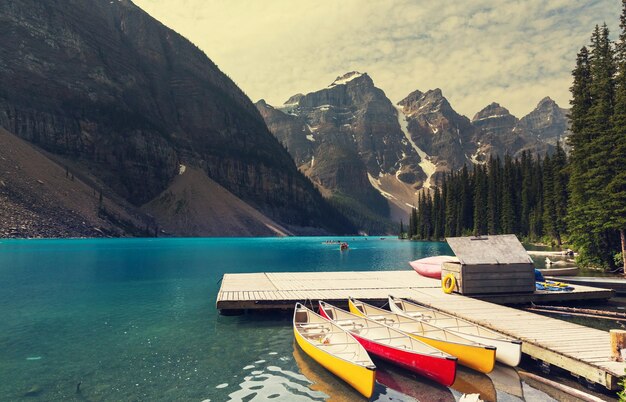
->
[395,106,437,188]
[329,71,364,87]
[472,114,510,122]
[367,173,397,200]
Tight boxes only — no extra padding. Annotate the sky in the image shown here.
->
[133,0,621,118]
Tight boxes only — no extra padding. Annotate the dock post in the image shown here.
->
[610,329,626,361]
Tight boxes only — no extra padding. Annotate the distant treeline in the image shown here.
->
[404,146,567,245]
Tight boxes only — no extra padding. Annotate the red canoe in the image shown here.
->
[318,301,457,387]
[409,255,458,279]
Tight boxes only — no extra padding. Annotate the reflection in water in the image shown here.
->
[292,341,362,401]
[451,366,497,402]
[292,342,418,401]
[488,364,524,399]
[375,359,454,402]
[227,355,326,401]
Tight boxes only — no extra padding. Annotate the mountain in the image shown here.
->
[142,167,293,236]
[258,73,570,225]
[516,97,570,146]
[0,0,354,236]
[257,72,428,228]
[471,97,569,161]
[397,88,477,177]
[0,127,151,237]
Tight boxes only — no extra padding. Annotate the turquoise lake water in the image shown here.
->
[0,237,563,401]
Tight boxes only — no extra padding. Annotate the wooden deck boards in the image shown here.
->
[216,269,623,390]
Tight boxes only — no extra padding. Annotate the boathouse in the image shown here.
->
[442,234,536,295]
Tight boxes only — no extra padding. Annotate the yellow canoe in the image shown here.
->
[388,295,521,367]
[293,303,376,398]
[349,298,496,374]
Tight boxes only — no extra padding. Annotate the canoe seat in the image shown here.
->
[318,341,358,347]
[407,312,432,322]
[369,315,396,324]
[297,323,328,329]
[335,320,365,330]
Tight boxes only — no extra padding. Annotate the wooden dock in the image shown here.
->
[216,270,613,310]
[216,270,625,390]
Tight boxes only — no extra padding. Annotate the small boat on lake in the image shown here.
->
[388,295,521,367]
[318,300,457,386]
[409,255,458,279]
[349,298,496,373]
[340,242,349,251]
[293,303,376,398]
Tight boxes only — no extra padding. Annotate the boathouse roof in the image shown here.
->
[445,234,533,265]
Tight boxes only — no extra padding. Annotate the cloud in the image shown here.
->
[133,0,620,117]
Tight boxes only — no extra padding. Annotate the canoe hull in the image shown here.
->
[318,302,457,387]
[406,332,496,374]
[388,296,521,367]
[293,328,376,398]
[447,330,521,367]
[350,299,496,373]
[351,332,457,387]
[409,256,458,279]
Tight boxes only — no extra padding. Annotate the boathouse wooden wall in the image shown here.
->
[443,235,535,295]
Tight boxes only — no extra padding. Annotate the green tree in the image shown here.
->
[552,143,569,245]
[501,155,516,234]
[487,156,501,234]
[473,164,488,235]
[609,1,626,273]
[543,154,558,244]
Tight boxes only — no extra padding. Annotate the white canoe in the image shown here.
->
[389,295,522,367]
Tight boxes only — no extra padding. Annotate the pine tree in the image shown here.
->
[569,22,620,269]
[568,45,594,258]
[552,143,569,245]
[432,187,443,240]
[487,156,501,234]
[543,153,558,244]
[609,1,626,272]
[410,207,418,239]
[445,174,457,237]
[501,155,516,234]
[473,164,488,235]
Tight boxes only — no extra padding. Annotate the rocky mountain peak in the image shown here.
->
[397,89,424,107]
[472,102,516,122]
[537,96,555,107]
[329,71,369,87]
[517,97,569,145]
[284,93,304,105]
[398,88,451,117]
